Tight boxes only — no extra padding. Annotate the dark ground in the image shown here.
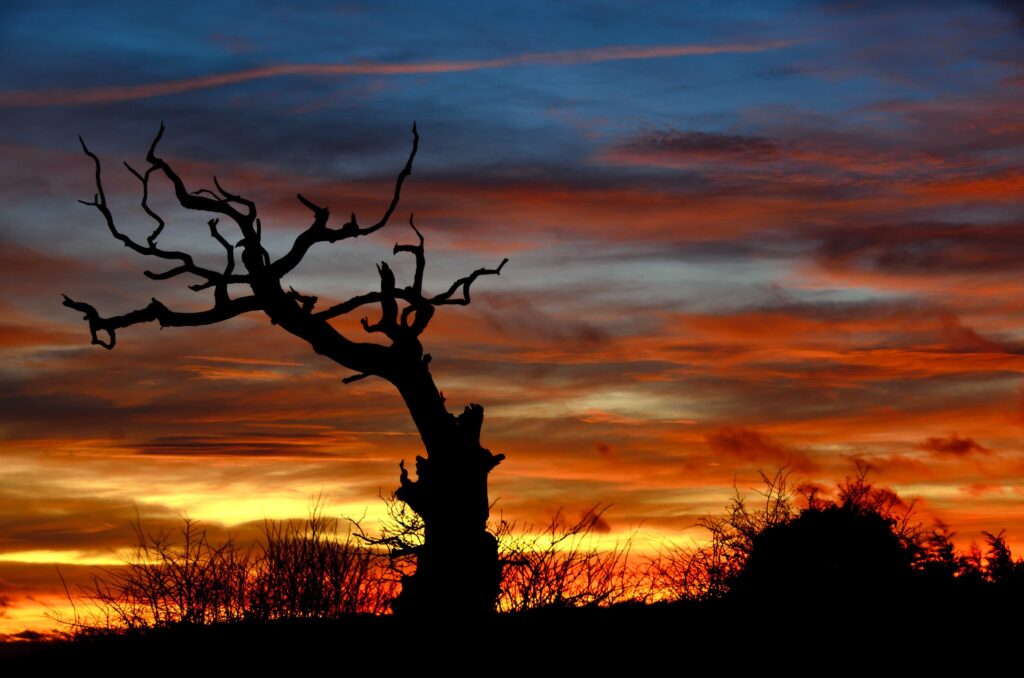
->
[1,598,1015,670]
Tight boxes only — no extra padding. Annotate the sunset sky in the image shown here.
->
[2,1,1024,635]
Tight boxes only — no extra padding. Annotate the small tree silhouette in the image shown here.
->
[62,124,508,616]
[982,530,1023,593]
[918,521,962,580]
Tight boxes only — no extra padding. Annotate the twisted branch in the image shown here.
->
[61,294,260,350]
[144,123,255,233]
[272,123,419,278]
[431,258,509,306]
[79,136,228,287]
[394,215,426,296]
[66,123,506,388]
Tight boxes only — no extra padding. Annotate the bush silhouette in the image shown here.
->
[729,502,916,603]
[724,465,921,605]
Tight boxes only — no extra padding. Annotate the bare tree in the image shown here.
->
[62,123,508,616]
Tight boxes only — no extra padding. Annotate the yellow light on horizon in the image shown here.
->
[142,491,395,531]
[0,549,127,566]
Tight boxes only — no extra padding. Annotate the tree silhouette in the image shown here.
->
[62,123,508,617]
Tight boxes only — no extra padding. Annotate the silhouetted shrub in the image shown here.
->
[361,497,649,611]
[246,509,396,620]
[668,463,1024,611]
[705,464,921,604]
[495,506,647,611]
[730,502,917,603]
[69,516,253,630]
[61,505,396,633]
[648,468,798,601]
[58,469,1023,633]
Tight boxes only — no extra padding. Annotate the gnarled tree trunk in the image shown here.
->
[391,362,504,615]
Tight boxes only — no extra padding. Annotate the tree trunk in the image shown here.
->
[265,292,504,616]
[390,361,505,617]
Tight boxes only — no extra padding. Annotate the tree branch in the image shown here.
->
[393,215,425,296]
[318,224,505,338]
[367,122,419,233]
[205,218,236,304]
[121,162,165,246]
[315,291,388,321]
[271,122,419,278]
[431,258,509,306]
[65,124,428,387]
[287,286,318,313]
[360,262,402,340]
[403,302,434,337]
[67,123,509,402]
[61,294,261,350]
[212,175,255,214]
[144,123,255,234]
[79,136,230,288]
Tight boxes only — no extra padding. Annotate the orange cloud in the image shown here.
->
[920,433,991,457]
[910,170,1024,202]
[706,427,818,473]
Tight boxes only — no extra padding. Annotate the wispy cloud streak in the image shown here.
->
[0,40,799,107]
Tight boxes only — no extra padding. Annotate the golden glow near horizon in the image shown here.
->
[0,550,127,566]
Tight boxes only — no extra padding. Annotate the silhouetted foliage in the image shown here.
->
[58,505,395,633]
[653,463,1024,613]
[731,501,916,603]
[360,499,647,611]
[60,500,662,635]
[647,468,797,601]
[739,464,920,601]
[983,529,1024,596]
[54,466,1023,640]
[495,506,648,610]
